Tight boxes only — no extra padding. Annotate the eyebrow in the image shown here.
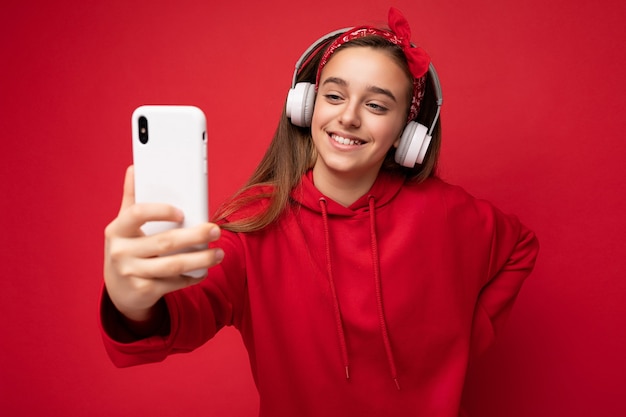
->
[322,77,397,102]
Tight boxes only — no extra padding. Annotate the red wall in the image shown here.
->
[1,0,625,415]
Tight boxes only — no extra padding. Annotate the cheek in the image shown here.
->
[310,103,327,145]
[311,99,329,128]
[372,118,405,147]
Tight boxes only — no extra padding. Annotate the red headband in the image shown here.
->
[315,7,430,122]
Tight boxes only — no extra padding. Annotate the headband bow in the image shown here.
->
[387,7,430,79]
[316,7,431,122]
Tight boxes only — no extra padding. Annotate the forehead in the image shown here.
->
[319,47,412,96]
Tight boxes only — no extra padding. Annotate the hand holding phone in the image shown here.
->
[103,166,223,325]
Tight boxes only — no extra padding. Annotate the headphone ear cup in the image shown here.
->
[286,82,316,127]
[394,122,432,167]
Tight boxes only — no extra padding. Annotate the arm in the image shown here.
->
[469,207,540,357]
[100,166,227,365]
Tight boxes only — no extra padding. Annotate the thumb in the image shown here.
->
[119,165,136,213]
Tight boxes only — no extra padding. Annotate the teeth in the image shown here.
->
[331,134,363,146]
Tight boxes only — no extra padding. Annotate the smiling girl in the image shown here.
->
[101,8,539,417]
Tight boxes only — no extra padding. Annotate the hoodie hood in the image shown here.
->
[291,169,406,216]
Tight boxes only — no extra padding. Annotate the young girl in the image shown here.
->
[101,8,539,417]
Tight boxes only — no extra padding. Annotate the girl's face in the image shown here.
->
[311,46,411,185]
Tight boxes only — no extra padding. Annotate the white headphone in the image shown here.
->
[286,28,443,167]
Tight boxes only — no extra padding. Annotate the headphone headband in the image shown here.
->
[291,28,351,88]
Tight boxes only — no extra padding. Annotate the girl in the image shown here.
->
[101,8,539,417]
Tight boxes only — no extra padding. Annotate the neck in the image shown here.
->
[312,165,380,207]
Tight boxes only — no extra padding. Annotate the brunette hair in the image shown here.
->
[214,34,442,233]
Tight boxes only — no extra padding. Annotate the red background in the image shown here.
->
[1,0,625,415]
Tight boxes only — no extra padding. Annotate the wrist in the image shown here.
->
[120,298,170,338]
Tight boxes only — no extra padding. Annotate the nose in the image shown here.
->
[338,102,360,128]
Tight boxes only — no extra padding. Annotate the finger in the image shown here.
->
[128,247,225,279]
[119,165,136,213]
[106,202,185,238]
[132,223,221,258]
[139,273,208,299]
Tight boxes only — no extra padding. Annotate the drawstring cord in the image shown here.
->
[319,198,350,380]
[369,196,401,390]
[318,196,400,389]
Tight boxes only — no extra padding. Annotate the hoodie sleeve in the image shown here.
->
[99,230,248,368]
[469,203,539,358]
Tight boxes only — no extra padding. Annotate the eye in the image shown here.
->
[324,94,343,103]
[367,102,388,113]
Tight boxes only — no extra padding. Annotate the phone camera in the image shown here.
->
[138,116,149,144]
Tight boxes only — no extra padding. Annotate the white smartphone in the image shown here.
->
[131,105,208,278]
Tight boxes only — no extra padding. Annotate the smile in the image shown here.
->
[330,133,365,146]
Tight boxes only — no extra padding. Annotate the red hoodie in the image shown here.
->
[100,171,539,417]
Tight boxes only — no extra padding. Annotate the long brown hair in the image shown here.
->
[214,35,442,233]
